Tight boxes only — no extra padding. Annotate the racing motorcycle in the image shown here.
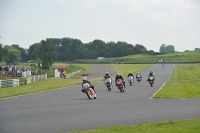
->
[148,76,154,87]
[136,76,142,82]
[116,79,125,92]
[82,83,96,99]
[104,78,112,91]
[128,76,134,85]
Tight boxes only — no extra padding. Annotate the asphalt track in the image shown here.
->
[0,64,199,133]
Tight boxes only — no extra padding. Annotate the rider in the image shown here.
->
[81,77,96,94]
[115,73,125,88]
[147,70,155,82]
[127,71,134,80]
[136,72,142,79]
[103,72,113,86]
[127,71,134,78]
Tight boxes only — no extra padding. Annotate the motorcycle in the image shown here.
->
[128,76,134,85]
[116,79,125,92]
[104,78,112,91]
[148,76,154,87]
[82,83,96,99]
[136,76,142,82]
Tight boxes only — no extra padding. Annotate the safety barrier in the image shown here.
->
[0,69,82,88]
[66,69,82,78]
[0,79,20,88]
[27,74,47,84]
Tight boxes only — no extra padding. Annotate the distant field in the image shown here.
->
[76,51,200,63]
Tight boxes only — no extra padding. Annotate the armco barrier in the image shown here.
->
[66,69,82,78]
[27,74,47,84]
[0,79,20,88]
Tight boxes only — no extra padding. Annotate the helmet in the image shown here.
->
[82,77,87,81]
[106,72,109,75]
[137,72,140,74]
[129,71,132,73]
[116,73,120,76]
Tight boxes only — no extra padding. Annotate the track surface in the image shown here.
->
[0,64,199,133]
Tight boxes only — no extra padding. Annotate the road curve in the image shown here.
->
[0,64,199,133]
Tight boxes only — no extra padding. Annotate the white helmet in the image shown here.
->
[137,72,140,74]
[82,77,87,81]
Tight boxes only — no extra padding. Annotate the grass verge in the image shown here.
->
[68,118,200,133]
[154,64,200,98]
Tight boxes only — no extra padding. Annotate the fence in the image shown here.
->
[66,69,82,78]
[0,79,20,88]
[0,74,47,88]
[0,69,82,88]
[27,74,47,84]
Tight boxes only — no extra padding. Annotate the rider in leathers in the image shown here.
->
[127,71,134,82]
[81,77,96,93]
[103,72,112,86]
[115,73,125,88]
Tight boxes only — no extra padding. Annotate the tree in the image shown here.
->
[159,44,167,53]
[134,44,148,54]
[194,48,200,51]
[0,44,8,63]
[166,45,175,53]
[5,49,21,64]
[159,44,175,53]
[11,44,28,62]
[28,43,41,60]
[40,39,57,69]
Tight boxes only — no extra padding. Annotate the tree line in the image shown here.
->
[0,37,199,70]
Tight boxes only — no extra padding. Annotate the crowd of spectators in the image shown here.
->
[0,65,38,77]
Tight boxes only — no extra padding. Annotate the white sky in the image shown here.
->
[0,0,200,52]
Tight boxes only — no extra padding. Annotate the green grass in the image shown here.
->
[154,81,200,98]
[170,64,200,80]
[154,64,200,98]
[68,118,200,133]
[109,64,151,77]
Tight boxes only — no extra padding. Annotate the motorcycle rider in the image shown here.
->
[136,72,142,79]
[103,72,113,87]
[147,70,155,83]
[127,71,134,81]
[115,73,125,88]
[81,77,96,98]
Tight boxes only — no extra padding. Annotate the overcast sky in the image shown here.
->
[0,0,199,52]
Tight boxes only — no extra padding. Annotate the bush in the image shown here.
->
[19,77,27,84]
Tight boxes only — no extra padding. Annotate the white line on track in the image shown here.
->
[150,64,176,99]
